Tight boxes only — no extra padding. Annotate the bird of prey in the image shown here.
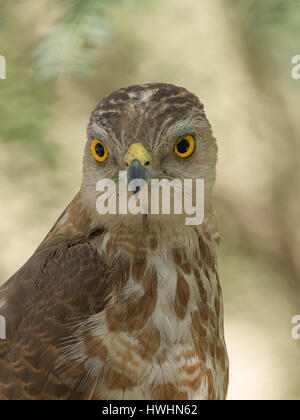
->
[0,83,229,400]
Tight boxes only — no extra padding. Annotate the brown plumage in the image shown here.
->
[0,83,228,400]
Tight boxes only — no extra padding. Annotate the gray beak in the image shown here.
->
[127,159,152,195]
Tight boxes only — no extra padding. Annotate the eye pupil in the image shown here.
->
[177,139,190,154]
[95,142,105,157]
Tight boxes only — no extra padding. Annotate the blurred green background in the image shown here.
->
[0,0,299,400]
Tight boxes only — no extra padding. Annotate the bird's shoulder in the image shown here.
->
[0,234,109,342]
[0,233,111,399]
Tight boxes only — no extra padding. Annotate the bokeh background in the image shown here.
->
[0,0,299,400]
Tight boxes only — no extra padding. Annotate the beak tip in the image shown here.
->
[127,159,150,185]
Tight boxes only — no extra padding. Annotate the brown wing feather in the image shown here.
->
[0,239,109,400]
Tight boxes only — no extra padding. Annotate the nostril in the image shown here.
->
[144,161,150,166]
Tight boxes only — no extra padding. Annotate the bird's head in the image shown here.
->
[81,83,217,235]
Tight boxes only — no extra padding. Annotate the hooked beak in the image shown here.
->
[127,159,150,185]
[124,143,153,194]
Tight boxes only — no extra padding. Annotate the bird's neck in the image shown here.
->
[37,189,221,255]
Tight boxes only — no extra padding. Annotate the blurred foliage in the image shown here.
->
[0,1,56,165]
[226,0,300,81]
[34,0,127,80]
[0,0,149,169]
[224,0,300,295]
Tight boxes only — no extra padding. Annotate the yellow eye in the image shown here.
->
[91,139,108,163]
[174,135,195,158]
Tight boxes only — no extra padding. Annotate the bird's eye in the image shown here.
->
[91,139,108,163]
[174,135,195,158]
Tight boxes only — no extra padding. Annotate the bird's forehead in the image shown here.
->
[88,83,206,148]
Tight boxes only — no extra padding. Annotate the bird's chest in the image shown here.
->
[83,232,229,400]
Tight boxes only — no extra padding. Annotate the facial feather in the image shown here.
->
[81,83,217,234]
